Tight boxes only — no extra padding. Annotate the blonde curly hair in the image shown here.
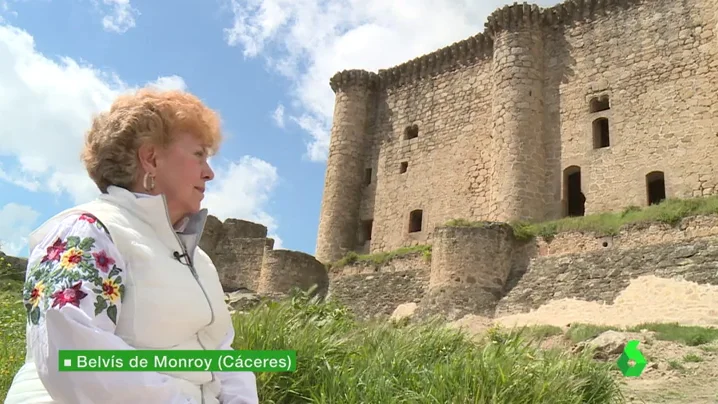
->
[81,88,223,193]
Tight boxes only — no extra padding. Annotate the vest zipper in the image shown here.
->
[162,197,216,404]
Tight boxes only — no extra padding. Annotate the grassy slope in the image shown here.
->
[0,283,625,403]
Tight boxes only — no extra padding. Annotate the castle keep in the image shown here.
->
[315,0,718,263]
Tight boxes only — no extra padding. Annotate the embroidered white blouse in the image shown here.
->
[6,205,259,403]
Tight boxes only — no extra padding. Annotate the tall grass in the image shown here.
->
[231,291,625,403]
[0,278,26,397]
[0,279,624,403]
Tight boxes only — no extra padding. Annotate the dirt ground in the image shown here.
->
[443,275,718,404]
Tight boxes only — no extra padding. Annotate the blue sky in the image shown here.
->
[0,0,558,258]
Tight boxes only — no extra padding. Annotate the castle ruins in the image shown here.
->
[314,0,718,264]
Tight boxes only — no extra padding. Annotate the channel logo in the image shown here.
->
[616,339,647,377]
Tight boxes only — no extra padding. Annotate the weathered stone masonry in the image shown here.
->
[315,0,718,263]
[199,216,329,297]
[327,215,718,321]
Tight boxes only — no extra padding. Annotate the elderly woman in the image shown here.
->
[5,89,259,404]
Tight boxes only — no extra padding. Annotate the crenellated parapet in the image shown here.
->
[329,69,380,93]
[376,32,494,89]
[486,0,644,34]
[328,0,645,91]
[484,3,544,35]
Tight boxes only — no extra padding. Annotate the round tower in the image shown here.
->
[315,69,378,263]
[487,4,547,222]
[419,223,515,321]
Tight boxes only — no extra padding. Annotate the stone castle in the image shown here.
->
[314,0,718,264]
[5,0,718,325]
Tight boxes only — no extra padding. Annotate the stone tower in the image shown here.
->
[487,4,547,222]
[315,70,378,263]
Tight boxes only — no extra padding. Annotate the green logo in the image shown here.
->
[616,339,647,377]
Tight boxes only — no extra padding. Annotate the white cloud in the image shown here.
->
[0,202,40,256]
[147,75,187,91]
[272,103,285,128]
[203,156,283,249]
[0,24,123,204]
[224,0,560,161]
[0,24,284,245]
[101,0,139,34]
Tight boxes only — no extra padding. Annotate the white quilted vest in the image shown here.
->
[12,186,233,404]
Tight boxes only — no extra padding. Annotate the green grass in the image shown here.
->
[328,244,432,271]
[563,322,718,347]
[625,322,718,346]
[683,353,703,363]
[565,324,621,343]
[446,195,718,241]
[0,279,25,397]
[229,291,624,403]
[0,287,625,403]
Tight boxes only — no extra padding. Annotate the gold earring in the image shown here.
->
[143,172,155,192]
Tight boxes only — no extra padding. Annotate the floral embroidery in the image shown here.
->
[41,238,67,263]
[28,280,45,308]
[22,213,124,326]
[101,278,121,302]
[60,247,84,270]
[80,213,112,238]
[92,251,115,273]
[51,281,88,309]
[79,214,96,223]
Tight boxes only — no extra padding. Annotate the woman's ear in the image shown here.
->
[137,142,158,173]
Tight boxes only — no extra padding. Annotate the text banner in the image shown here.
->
[58,350,296,372]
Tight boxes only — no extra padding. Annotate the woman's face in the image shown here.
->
[152,131,215,222]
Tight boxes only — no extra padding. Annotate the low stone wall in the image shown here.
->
[496,215,718,317]
[327,215,718,322]
[328,253,430,319]
[200,216,272,292]
[199,215,328,297]
[258,249,329,298]
[533,215,718,257]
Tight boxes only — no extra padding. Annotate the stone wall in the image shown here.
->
[361,57,494,257]
[316,0,718,259]
[543,0,718,219]
[496,215,718,317]
[197,215,328,298]
[200,215,272,292]
[258,249,329,298]
[328,215,718,322]
[419,224,516,320]
[327,252,430,320]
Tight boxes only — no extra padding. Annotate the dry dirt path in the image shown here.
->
[444,275,718,403]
